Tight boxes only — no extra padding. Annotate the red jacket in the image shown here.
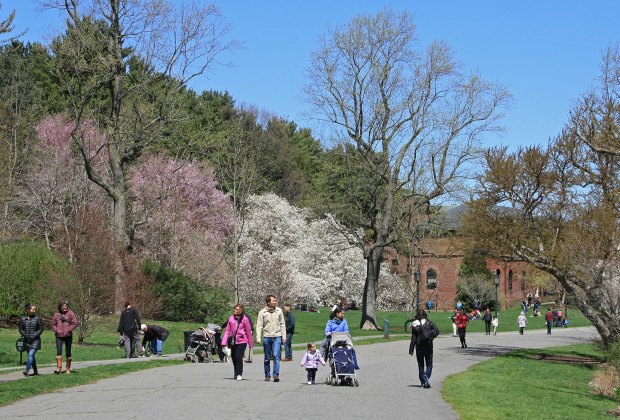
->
[51,309,78,338]
[545,311,554,322]
[455,313,469,329]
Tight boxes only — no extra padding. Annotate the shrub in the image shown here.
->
[143,261,230,324]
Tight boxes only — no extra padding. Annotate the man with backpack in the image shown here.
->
[409,309,439,389]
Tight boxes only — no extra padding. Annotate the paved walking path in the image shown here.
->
[0,326,598,419]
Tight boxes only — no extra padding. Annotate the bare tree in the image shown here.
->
[456,274,495,307]
[44,0,238,311]
[304,8,511,329]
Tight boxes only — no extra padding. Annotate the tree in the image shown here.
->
[46,0,237,310]
[304,8,511,328]
[463,46,620,346]
[0,2,14,38]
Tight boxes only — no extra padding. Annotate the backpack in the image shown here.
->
[419,320,439,343]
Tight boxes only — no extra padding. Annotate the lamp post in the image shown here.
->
[494,271,500,317]
[414,271,421,311]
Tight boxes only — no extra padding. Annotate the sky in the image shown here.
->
[8,0,620,150]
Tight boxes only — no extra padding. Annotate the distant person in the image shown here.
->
[409,309,439,389]
[552,307,559,325]
[533,301,540,317]
[473,299,481,311]
[483,308,492,335]
[563,317,569,328]
[527,292,532,307]
[283,304,296,361]
[256,295,286,382]
[221,304,253,381]
[117,302,141,358]
[545,308,554,334]
[491,315,499,335]
[426,300,433,311]
[51,299,78,374]
[19,303,43,376]
[517,312,528,335]
[141,324,169,356]
[300,342,326,385]
[556,309,564,327]
[455,309,469,349]
[450,310,458,337]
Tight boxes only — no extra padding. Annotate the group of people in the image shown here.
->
[18,300,77,377]
[117,301,170,358]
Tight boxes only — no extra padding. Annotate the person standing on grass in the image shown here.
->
[545,308,554,334]
[409,309,439,389]
[300,343,325,385]
[51,299,78,374]
[483,308,492,335]
[19,303,43,376]
[221,304,253,381]
[283,304,295,361]
[117,301,141,358]
[256,295,286,382]
[517,312,528,335]
[455,309,469,348]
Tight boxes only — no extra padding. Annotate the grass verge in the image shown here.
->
[0,359,184,407]
[442,343,618,419]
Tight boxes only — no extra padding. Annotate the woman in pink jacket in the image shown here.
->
[221,304,254,381]
[51,299,78,374]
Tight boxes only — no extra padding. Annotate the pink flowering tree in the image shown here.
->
[130,154,234,285]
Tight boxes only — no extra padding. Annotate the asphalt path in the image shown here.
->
[0,326,598,419]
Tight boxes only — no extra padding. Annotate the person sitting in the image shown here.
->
[141,324,169,356]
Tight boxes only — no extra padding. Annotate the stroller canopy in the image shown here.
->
[330,331,353,347]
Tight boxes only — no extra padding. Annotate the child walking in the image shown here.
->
[300,343,325,385]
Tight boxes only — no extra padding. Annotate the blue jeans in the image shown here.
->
[416,345,433,383]
[149,339,163,355]
[546,321,552,334]
[284,333,293,359]
[263,336,282,378]
[25,348,37,372]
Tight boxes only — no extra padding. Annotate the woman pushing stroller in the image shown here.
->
[322,307,349,357]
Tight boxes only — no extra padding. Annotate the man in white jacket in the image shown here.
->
[256,295,286,382]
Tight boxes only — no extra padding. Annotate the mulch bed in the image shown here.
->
[531,354,604,365]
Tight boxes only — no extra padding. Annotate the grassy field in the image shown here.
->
[0,359,184,407]
[1,305,592,371]
[442,343,618,419]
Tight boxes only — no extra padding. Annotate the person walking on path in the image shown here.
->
[322,307,350,358]
[409,309,439,389]
[545,308,554,334]
[483,308,492,335]
[283,304,295,361]
[450,310,458,336]
[19,303,43,376]
[491,315,499,336]
[455,309,469,348]
[117,302,141,358]
[256,295,286,382]
[140,324,169,356]
[517,312,528,335]
[51,299,77,374]
[300,343,325,385]
[221,304,253,381]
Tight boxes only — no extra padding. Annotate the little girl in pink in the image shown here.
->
[300,342,325,384]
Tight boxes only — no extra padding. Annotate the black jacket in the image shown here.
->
[117,307,141,335]
[19,315,44,350]
[409,319,438,355]
[284,311,295,334]
[142,325,169,345]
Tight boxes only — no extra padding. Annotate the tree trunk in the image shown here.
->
[360,245,383,330]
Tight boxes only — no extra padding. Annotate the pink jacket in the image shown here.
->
[221,314,253,348]
[300,350,325,369]
[51,309,78,338]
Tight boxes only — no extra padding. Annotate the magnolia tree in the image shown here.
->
[239,193,410,309]
[130,154,234,286]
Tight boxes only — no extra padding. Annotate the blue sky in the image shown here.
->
[9,1,620,150]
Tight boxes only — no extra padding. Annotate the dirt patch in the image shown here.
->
[531,354,604,364]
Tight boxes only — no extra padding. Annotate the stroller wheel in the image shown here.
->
[353,378,359,387]
[191,356,199,363]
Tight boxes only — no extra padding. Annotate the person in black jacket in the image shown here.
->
[283,304,295,361]
[409,309,439,389]
[19,303,44,376]
[483,308,493,335]
[141,324,169,356]
[117,302,141,358]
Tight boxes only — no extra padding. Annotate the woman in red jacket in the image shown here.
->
[51,299,78,374]
[455,309,469,348]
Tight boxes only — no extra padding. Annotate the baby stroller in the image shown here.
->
[185,324,221,363]
[325,332,359,387]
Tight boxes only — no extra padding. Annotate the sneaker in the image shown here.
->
[264,377,270,381]
[274,377,280,382]
[236,375,242,381]
[307,381,312,385]
[423,376,431,388]
[23,371,29,377]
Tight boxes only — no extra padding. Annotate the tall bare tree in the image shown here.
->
[304,8,510,329]
[463,46,620,346]
[45,0,237,311]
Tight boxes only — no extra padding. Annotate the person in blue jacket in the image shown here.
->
[325,307,349,336]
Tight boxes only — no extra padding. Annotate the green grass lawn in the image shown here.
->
[0,359,184,407]
[0,305,592,371]
[443,343,618,419]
